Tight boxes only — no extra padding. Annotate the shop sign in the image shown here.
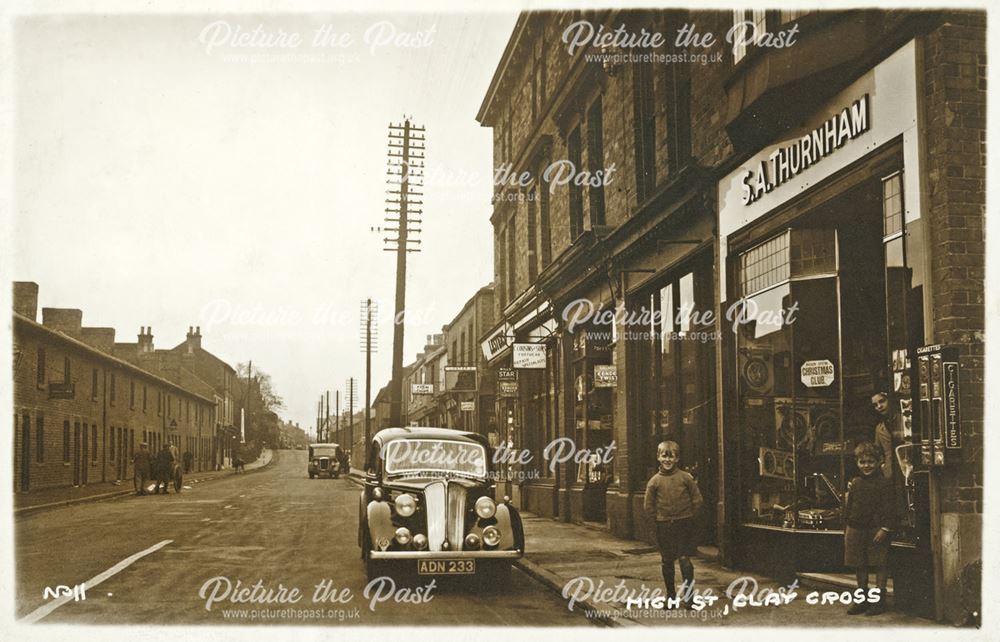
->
[513,343,546,369]
[460,401,475,412]
[593,365,617,388]
[800,360,835,387]
[482,323,513,362]
[498,381,519,398]
[445,366,478,392]
[411,383,434,395]
[943,360,961,449]
[497,367,517,382]
[742,94,870,206]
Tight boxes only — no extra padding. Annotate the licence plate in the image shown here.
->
[417,559,476,575]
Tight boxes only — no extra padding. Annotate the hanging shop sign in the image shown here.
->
[513,343,546,369]
[800,359,835,388]
[593,365,618,388]
[742,94,870,206]
[445,366,478,392]
[498,381,519,398]
[497,367,517,382]
[460,401,475,412]
[482,323,513,362]
[411,383,434,395]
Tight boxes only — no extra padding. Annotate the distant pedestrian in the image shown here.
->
[155,443,175,494]
[844,441,895,616]
[133,443,152,495]
[183,450,193,473]
[233,456,245,473]
[644,440,703,609]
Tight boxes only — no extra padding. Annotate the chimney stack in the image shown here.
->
[138,326,154,354]
[186,325,202,353]
[12,282,39,321]
[41,308,83,338]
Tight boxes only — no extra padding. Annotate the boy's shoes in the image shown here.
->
[846,602,869,615]
[865,601,887,616]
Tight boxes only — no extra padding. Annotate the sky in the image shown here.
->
[11,10,518,433]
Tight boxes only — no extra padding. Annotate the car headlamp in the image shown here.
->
[394,493,416,517]
[464,533,481,550]
[395,527,412,545]
[412,533,428,550]
[482,525,502,547]
[475,496,496,520]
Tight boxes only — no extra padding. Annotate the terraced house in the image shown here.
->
[477,9,984,624]
[12,282,228,492]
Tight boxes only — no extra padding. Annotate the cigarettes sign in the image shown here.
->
[800,359,835,388]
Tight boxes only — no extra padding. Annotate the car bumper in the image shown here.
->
[369,550,522,560]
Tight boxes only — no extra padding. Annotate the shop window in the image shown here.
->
[731,9,767,62]
[882,172,904,238]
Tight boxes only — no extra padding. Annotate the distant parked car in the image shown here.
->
[358,427,524,587]
[308,443,343,478]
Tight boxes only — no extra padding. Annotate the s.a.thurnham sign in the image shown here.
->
[742,94,870,206]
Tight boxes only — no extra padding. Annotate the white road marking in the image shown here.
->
[22,539,173,624]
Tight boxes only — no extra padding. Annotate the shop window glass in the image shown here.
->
[882,172,903,237]
[737,229,846,531]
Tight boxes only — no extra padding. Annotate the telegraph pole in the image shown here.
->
[325,390,330,444]
[361,299,378,449]
[335,390,340,443]
[382,118,424,426]
[346,377,358,453]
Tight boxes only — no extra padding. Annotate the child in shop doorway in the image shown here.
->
[844,441,896,616]
[643,440,703,609]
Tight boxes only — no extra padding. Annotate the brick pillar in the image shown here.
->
[920,12,985,625]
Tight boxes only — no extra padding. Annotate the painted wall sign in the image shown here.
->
[460,401,475,412]
[742,94,870,205]
[800,359,835,387]
[411,383,434,395]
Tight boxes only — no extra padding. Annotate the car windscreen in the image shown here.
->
[382,439,487,478]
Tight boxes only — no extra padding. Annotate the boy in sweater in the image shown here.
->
[844,441,895,616]
[644,440,704,607]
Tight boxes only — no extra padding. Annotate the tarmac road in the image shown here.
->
[14,449,589,626]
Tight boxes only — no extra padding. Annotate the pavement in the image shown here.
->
[345,468,943,628]
[13,449,275,515]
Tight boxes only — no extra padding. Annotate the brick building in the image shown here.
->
[442,284,496,437]
[478,9,983,623]
[12,282,217,492]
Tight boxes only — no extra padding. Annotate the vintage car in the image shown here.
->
[308,443,344,478]
[358,427,524,585]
